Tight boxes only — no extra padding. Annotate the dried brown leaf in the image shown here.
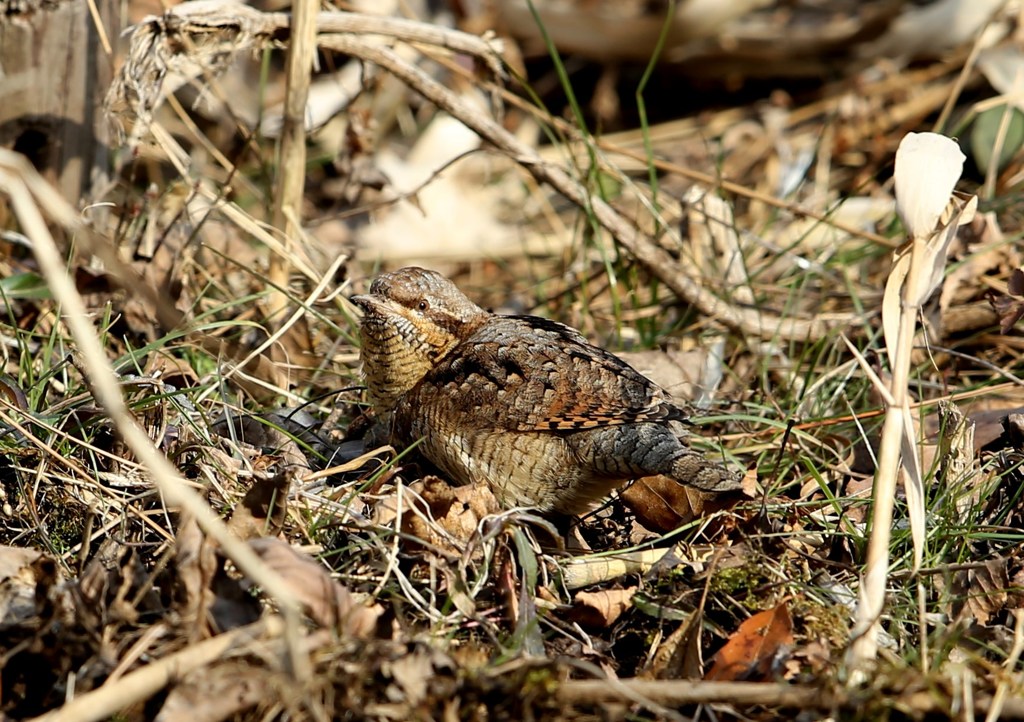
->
[1009,565,1024,609]
[175,510,218,641]
[377,476,501,555]
[643,607,704,680]
[1009,267,1024,296]
[248,537,381,637]
[569,587,637,629]
[77,539,159,627]
[784,640,832,680]
[992,294,1024,334]
[386,651,434,706]
[991,265,1024,333]
[965,559,1010,626]
[497,546,519,625]
[379,645,456,709]
[706,600,794,681]
[227,469,295,541]
[0,375,29,411]
[0,545,42,580]
[621,474,748,533]
[155,660,271,722]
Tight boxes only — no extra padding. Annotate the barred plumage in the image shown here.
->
[352,267,739,513]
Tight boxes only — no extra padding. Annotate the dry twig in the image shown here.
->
[322,35,839,341]
[266,0,320,325]
[110,2,853,341]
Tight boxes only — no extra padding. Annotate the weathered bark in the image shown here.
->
[0,0,120,203]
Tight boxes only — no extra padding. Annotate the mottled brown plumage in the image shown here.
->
[351,267,739,514]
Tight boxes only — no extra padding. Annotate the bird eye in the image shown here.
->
[417,300,429,311]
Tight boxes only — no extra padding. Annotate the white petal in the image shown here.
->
[894,132,966,240]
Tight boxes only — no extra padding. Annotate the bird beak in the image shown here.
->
[349,294,373,314]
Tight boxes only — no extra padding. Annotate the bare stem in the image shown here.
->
[849,238,926,669]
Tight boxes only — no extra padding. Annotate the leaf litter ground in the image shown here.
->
[2,2,1024,720]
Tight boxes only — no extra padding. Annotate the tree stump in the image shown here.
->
[0,0,120,204]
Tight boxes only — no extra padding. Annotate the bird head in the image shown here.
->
[351,267,489,410]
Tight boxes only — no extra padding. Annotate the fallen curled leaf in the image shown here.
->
[0,374,29,411]
[991,267,1024,333]
[569,587,637,629]
[227,468,296,541]
[784,640,832,680]
[155,660,270,722]
[247,537,381,637]
[385,647,434,706]
[375,476,501,555]
[144,352,199,391]
[644,605,704,680]
[955,558,1010,626]
[379,644,458,709]
[992,293,1024,334]
[1010,267,1024,296]
[77,539,158,627]
[706,600,794,681]
[621,474,747,533]
[497,544,519,625]
[175,510,218,641]
[1010,566,1024,610]
[419,475,501,533]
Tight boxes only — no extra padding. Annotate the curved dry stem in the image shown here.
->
[322,35,841,342]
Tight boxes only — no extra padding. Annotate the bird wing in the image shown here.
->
[413,316,686,432]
